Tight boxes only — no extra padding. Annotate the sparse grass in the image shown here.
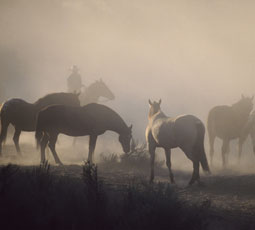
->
[0,162,246,230]
[99,141,164,173]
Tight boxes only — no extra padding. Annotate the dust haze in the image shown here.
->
[1,0,255,170]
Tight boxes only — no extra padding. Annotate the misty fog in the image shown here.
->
[1,0,255,168]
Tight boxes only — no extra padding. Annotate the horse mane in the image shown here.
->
[231,98,244,108]
[231,97,253,116]
[84,103,129,133]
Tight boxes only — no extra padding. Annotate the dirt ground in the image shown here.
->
[1,140,255,229]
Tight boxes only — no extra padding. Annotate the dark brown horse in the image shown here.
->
[35,103,132,165]
[0,92,80,155]
[207,95,253,167]
[73,79,115,146]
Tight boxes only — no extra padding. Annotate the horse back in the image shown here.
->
[208,105,244,139]
[1,98,36,130]
[149,114,201,149]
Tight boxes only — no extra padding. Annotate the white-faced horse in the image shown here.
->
[146,99,210,185]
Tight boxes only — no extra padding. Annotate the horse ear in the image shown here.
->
[158,99,161,105]
[251,95,254,101]
[129,125,133,130]
[149,99,152,106]
[241,94,244,99]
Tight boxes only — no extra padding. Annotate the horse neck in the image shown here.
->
[106,113,128,135]
[148,110,167,121]
[231,103,250,120]
[82,85,100,104]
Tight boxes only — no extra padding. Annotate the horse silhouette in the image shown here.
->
[207,95,253,167]
[146,99,210,185]
[35,103,132,165]
[79,79,115,106]
[0,92,80,155]
[73,79,115,146]
[239,110,255,160]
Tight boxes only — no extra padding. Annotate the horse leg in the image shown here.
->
[221,139,230,168]
[48,133,63,165]
[0,121,9,156]
[164,148,175,183]
[209,134,215,167]
[72,137,77,147]
[40,133,49,164]
[250,131,255,156]
[88,135,98,163]
[13,128,22,155]
[238,138,244,164]
[189,160,200,186]
[149,144,156,183]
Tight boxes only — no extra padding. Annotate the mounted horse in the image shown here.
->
[146,99,210,185]
[0,92,80,155]
[35,103,132,165]
[207,95,253,167]
[79,79,115,106]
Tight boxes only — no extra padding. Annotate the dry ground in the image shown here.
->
[1,140,255,229]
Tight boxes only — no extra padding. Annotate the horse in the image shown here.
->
[238,110,255,160]
[146,99,210,185]
[0,92,80,155]
[79,79,115,106]
[207,95,253,167]
[72,79,115,146]
[35,103,132,165]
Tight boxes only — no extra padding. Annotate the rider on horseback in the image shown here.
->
[67,65,84,93]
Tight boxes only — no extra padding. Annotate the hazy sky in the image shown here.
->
[1,0,255,139]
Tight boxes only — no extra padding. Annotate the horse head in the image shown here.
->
[94,79,115,101]
[148,99,161,118]
[119,125,133,153]
[80,79,115,105]
[233,95,254,115]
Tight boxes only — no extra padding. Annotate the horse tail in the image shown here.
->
[195,121,210,173]
[0,103,3,118]
[0,102,8,143]
[35,113,43,149]
[207,109,215,143]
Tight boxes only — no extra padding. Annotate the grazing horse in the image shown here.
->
[207,95,253,167]
[79,79,115,106]
[146,99,210,185]
[0,92,80,155]
[73,79,115,146]
[35,103,132,165]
